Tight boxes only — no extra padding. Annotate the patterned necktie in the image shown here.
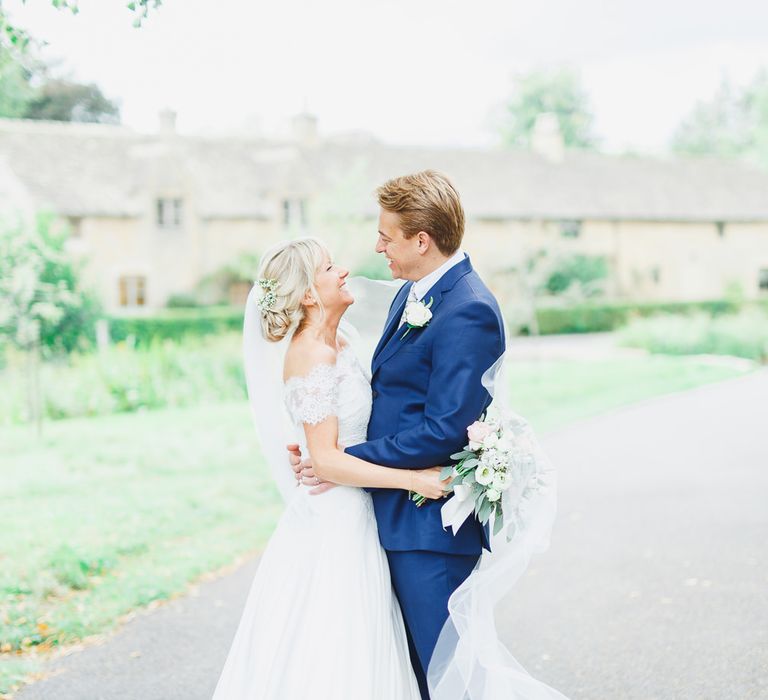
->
[398,286,419,328]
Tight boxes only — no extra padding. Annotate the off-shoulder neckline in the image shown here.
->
[283,345,354,386]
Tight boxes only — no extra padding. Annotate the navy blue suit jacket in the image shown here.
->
[346,256,505,555]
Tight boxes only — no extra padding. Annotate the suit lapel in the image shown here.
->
[371,256,474,377]
[371,282,412,369]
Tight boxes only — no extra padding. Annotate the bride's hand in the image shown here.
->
[409,467,451,501]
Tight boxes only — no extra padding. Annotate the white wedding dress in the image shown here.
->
[212,346,421,699]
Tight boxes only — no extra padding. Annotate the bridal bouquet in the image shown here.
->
[412,413,551,538]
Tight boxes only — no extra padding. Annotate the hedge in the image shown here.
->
[525,299,768,335]
[104,299,768,344]
[107,306,244,346]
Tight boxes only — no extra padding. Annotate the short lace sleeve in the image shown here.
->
[284,363,340,426]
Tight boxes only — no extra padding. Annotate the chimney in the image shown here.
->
[292,112,319,146]
[158,108,177,135]
[531,113,564,162]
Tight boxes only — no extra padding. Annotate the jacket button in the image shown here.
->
[372,390,379,399]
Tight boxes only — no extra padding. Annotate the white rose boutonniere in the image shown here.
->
[401,296,434,339]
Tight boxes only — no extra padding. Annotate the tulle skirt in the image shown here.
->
[212,485,420,699]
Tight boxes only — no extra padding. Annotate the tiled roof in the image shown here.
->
[1,118,767,222]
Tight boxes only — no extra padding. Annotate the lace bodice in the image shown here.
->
[284,346,372,449]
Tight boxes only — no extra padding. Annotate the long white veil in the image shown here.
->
[427,349,568,699]
[242,275,568,699]
[242,284,297,502]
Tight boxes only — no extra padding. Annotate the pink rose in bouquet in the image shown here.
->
[467,420,494,447]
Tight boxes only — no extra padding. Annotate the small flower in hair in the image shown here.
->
[256,278,279,312]
[258,278,278,293]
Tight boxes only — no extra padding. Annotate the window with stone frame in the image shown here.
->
[119,275,147,307]
[156,198,183,228]
[281,198,308,230]
[559,220,582,238]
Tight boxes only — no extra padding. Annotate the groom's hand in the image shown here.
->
[286,443,336,495]
[287,443,306,483]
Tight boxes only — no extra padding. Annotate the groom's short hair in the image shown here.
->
[377,170,465,255]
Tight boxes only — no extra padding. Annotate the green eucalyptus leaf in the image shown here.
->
[478,499,493,524]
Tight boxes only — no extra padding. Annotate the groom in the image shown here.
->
[291,170,505,699]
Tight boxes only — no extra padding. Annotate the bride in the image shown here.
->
[212,237,447,699]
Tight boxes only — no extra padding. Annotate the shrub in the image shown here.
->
[543,254,608,297]
[0,333,246,424]
[352,253,391,281]
[195,252,260,304]
[165,293,201,308]
[619,310,768,362]
[524,298,747,335]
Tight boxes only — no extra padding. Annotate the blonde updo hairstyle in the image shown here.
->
[256,237,329,342]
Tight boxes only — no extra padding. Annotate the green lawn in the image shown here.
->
[0,354,753,694]
[0,402,279,695]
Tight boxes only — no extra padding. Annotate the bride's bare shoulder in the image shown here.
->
[283,336,337,381]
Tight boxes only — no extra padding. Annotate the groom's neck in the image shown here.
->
[409,252,451,282]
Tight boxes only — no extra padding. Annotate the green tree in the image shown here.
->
[25,78,120,122]
[0,214,102,430]
[1,1,162,54]
[501,68,598,149]
[0,52,35,117]
[0,49,120,122]
[672,69,768,168]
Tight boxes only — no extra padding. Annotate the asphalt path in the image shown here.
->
[15,370,768,700]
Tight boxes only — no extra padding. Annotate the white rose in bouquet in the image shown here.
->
[475,464,495,486]
[492,470,512,491]
[486,488,501,502]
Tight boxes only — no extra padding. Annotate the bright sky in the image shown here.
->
[7,0,768,153]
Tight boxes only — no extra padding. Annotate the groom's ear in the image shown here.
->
[416,231,432,255]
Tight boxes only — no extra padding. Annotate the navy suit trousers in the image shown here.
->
[386,549,480,700]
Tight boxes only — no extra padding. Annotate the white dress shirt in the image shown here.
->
[411,248,466,302]
[399,249,466,326]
